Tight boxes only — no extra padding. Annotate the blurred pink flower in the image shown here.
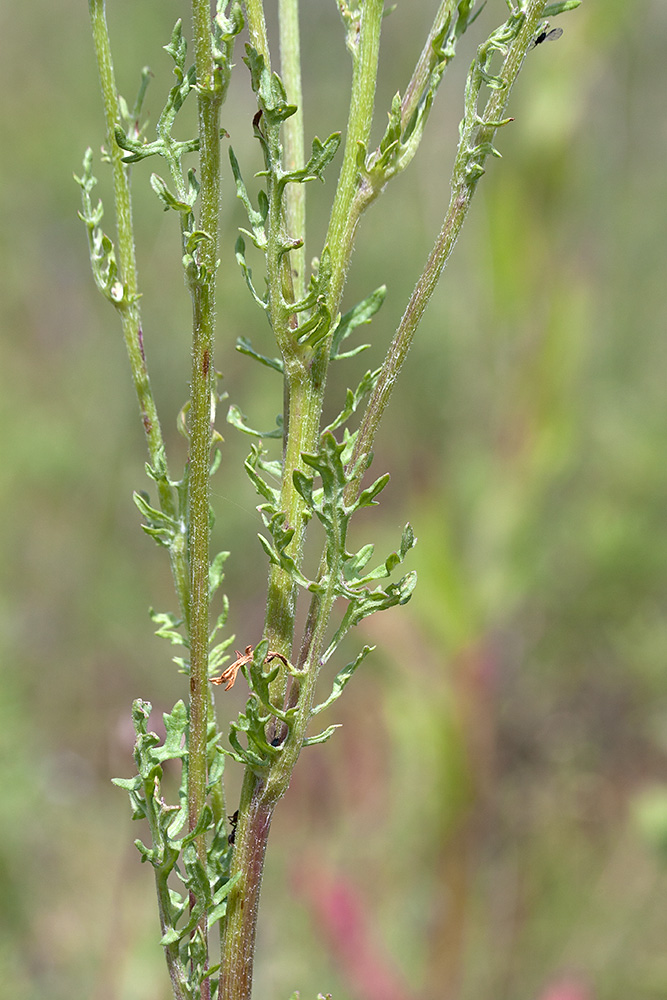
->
[538,976,593,1000]
[294,862,415,1000]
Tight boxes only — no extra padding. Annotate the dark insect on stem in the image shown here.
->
[532,26,564,47]
[228,809,239,846]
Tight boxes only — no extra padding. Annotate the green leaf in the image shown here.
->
[543,0,581,13]
[323,369,380,435]
[282,132,342,185]
[312,645,374,714]
[243,44,297,128]
[303,724,341,747]
[113,125,164,164]
[163,18,187,70]
[75,150,124,304]
[244,444,282,505]
[330,285,386,360]
[208,872,242,928]
[234,236,268,309]
[133,491,179,548]
[229,147,267,249]
[150,173,194,213]
[236,336,283,373]
[209,550,230,596]
[150,608,187,647]
[227,403,283,439]
[355,472,390,509]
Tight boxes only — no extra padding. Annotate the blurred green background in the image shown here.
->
[1,2,667,998]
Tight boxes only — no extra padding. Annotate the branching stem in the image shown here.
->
[350,0,550,480]
[87,2,580,999]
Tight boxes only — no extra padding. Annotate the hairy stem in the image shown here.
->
[88,2,175,515]
[324,0,384,317]
[263,0,384,665]
[244,0,271,67]
[219,772,275,1000]
[188,0,225,990]
[351,0,550,479]
[88,0,192,624]
[401,0,460,129]
[279,0,306,301]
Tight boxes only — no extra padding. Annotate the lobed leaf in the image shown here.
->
[330,285,386,360]
[227,403,283,439]
[312,645,374,713]
[236,336,283,373]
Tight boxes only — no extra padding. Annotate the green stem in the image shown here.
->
[243,0,271,67]
[188,1,225,992]
[88,0,190,623]
[263,0,385,666]
[350,0,549,479]
[324,0,384,317]
[88,2,174,513]
[400,0,458,129]
[279,0,306,301]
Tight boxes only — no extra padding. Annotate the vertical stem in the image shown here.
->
[189,2,224,994]
[219,773,276,1000]
[263,0,385,664]
[324,0,384,316]
[244,0,271,67]
[220,7,387,1000]
[279,0,306,301]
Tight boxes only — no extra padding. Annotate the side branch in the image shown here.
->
[349,0,551,480]
[88,0,175,519]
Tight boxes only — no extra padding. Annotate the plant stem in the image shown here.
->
[324,0,384,317]
[350,0,549,480]
[401,0,458,128]
[219,772,276,1000]
[278,0,306,302]
[88,1,174,513]
[244,0,271,67]
[88,0,192,627]
[219,9,390,996]
[263,0,385,663]
[188,1,225,991]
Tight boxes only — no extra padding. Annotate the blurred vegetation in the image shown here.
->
[1,1,666,998]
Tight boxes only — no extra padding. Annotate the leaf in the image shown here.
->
[244,444,282,505]
[209,551,229,597]
[235,236,268,309]
[355,472,390,509]
[544,0,581,13]
[229,147,267,249]
[303,724,341,747]
[282,132,342,185]
[163,18,187,70]
[323,368,380,435]
[150,173,194,213]
[227,403,283,439]
[243,44,297,128]
[236,336,283,373]
[330,286,386,360]
[113,126,163,164]
[208,872,242,928]
[153,701,188,763]
[133,491,179,548]
[312,645,374,714]
[150,611,187,651]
